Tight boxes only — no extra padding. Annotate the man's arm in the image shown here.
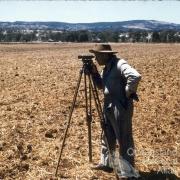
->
[117,59,141,98]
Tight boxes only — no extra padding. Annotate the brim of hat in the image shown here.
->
[89,49,118,54]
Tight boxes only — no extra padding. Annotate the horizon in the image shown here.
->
[0,1,180,24]
[0,20,179,25]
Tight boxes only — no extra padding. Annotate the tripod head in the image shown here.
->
[78,55,94,63]
[78,55,95,73]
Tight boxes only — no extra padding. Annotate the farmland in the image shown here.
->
[0,43,179,179]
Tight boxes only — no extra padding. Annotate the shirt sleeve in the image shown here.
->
[117,59,141,95]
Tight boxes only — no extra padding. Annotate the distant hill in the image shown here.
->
[1,20,180,31]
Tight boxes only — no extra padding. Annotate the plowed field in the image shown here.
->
[0,43,179,180]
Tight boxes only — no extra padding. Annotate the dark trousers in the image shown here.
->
[100,99,135,169]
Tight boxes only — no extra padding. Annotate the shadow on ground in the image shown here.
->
[139,171,180,180]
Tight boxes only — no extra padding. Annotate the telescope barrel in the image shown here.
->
[78,55,94,60]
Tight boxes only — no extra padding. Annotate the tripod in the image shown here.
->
[55,55,105,176]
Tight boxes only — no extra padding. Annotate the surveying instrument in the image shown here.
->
[55,55,106,176]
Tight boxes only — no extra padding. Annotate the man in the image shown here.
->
[89,44,141,179]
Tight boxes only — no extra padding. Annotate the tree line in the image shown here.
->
[0,29,180,43]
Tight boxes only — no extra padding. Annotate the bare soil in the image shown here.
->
[0,43,179,180]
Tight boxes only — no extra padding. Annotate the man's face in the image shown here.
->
[95,53,110,66]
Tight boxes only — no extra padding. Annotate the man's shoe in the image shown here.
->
[117,177,137,180]
[91,163,113,173]
[117,175,141,180]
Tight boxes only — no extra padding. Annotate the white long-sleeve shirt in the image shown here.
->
[92,57,141,107]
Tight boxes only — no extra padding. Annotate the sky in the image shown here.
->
[0,1,180,24]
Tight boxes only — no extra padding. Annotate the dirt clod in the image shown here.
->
[18,163,29,172]
[45,129,57,138]
[0,141,6,151]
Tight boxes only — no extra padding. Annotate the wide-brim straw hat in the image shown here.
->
[89,44,118,54]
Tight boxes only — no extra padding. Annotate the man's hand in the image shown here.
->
[125,86,135,99]
[90,63,99,74]
[125,86,139,101]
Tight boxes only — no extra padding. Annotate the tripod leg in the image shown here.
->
[89,75,120,179]
[84,73,92,162]
[55,69,83,176]
[88,76,92,162]
[88,75,103,121]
